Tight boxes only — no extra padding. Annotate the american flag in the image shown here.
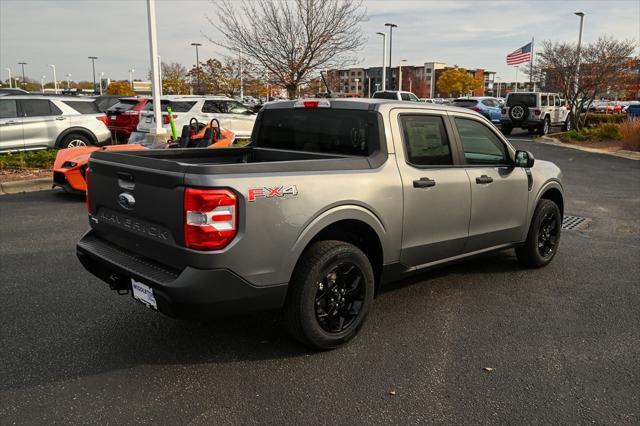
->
[506,42,532,65]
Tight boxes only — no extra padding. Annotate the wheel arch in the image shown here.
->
[55,127,98,148]
[539,186,564,216]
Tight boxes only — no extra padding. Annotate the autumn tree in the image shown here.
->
[161,61,190,95]
[107,81,135,96]
[530,36,636,129]
[208,0,366,99]
[436,68,483,98]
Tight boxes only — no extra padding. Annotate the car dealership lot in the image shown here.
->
[1,138,638,424]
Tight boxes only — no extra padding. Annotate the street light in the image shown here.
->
[191,42,202,94]
[399,59,407,91]
[496,76,502,98]
[574,12,585,98]
[129,68,135,88]
[100,72,105,95]
[354,77,360,96]
[4,68,11,88]
[18,62,27,85]
[376,32,387,91]
[66,73,71,90]
[41,75,46,93]
[384,23,397,90]
[48,64,57,94]
[88,56,98,94]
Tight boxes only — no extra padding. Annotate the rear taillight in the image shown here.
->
[470,106,482,112]
[96,115,109,125]
[162,114,177,124]
[184,188,237,250]
[501,108,506,114]
[534,109,541,116]
[85,167,91,213]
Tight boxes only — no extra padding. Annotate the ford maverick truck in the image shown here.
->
[77,98,564,349]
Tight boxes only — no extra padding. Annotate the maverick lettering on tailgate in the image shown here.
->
[98,210,170,241]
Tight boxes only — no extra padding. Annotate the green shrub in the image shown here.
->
[582,113,625,127]
[0,149,58,170]
[596,123,622,140]
[564,129,589,141]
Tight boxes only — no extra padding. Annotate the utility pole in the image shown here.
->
[376,32,387,91]
[574,12,585,98]
[48,64,57,94]
[191,42,202,94]
[4,68,11,88]
[384,23,397,90]
[88,57,98,94]
[18,62,27,86]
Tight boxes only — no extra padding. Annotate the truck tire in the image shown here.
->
[537,117,550,136]
[515,199,561,268]
[284,240,375,350]
[561,117,571,132]
[59,133,91,148]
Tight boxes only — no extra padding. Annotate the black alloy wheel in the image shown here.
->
[537,211,559,258]
[314,262,365,333]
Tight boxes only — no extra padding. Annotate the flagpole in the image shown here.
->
[530,37,534,91]
[514,66,518,93]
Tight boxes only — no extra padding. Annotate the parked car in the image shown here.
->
[0,88,29,96]
[452,97,502,124]
[93,95,122,113]
[78,97,564,349]
[500,92,570,136]
[420,98,436,103]
[0,95,111,152]
[595,101,623,114]
[372,90,420,102]
[625,103,640,118]
[136,96,256,142]
[105,97,148,142]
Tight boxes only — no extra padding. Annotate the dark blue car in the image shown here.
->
[453,97,502,124]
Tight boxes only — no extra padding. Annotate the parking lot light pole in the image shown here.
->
[191,42,202,94]
[384,23,397,90]
[239,47,244,100]
[48,64,57,94]
[129,68,135,88]
[147,0,167,138]
[18,62,26,86]
[574,12,585,98]
[66,73,71,90]
[4,68,11,88]
[88,57,98,94]
[376,32,386,91]
[40,75,46,93]
[99,72,105,95]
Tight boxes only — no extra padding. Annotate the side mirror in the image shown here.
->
[515,150,535,168]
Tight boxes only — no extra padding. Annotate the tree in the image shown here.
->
[436,68,483,97]
[187,56,253,97]
[107,81,135,96]
[208,0,366,98]
[161,61,190,95]
[530,36,636,129]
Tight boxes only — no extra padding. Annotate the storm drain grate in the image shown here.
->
[562,215,591,231]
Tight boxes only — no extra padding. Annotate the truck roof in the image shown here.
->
[262,97,474,115]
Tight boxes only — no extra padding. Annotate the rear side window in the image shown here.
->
[373,92,398,100]
[0,99,18,118]
[400,115,452,166]
[202,100,250,114]
[144,101,195,112]
[454,118,507,165]
[506,93,536,108]
[453,99,478,108]
[20,100,61,117]
[401,93,411,101]
[540,96,548,107]
[107,100,138,112]
[62,101,100,114]
[257,109,379,156]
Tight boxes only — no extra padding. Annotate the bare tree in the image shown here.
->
[207,0,367,98]
[531,36,636,129]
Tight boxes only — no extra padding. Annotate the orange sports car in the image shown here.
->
[53,119,235,194]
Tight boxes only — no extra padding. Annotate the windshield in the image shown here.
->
[256,109,379,156]
[107,99,138,112]
[506,93,536,107]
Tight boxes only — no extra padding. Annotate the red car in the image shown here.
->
[106,97,149,142]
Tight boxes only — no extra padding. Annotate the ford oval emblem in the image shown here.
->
[118,192,136,210]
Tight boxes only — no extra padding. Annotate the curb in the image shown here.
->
[0,178,53,195]
[538,136,640,161]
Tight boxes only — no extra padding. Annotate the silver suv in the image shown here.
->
[500,92,571,136]
[0,95,111,153]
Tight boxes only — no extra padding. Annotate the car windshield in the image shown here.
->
[107,100,139,112]
[453,99,478,108]
[507,94,537,107]
[256,108,379,156]
[372,92,398,100]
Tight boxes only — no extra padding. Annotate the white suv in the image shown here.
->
[135,96,257,142]
[372,90,421,102]
[0,96,111,152]
[500,92,571,136]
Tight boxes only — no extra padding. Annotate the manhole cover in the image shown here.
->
[562,215,591,231]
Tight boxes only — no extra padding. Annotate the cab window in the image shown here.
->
[0,99,18,119]
[400,115,452,166]
[454,118,508,165]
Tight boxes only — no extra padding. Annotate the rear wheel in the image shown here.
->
[59,133,91,148]
[537,117,550,136]
[284,240,375,350]
[516,199,561,268]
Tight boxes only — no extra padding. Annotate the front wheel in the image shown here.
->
[59,133,91,148]
[516,199,562,268]
[284,240,375,350]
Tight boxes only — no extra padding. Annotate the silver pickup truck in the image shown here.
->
[77,98,564,349]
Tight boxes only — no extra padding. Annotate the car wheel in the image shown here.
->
[537,117,550,136]
[59,133,91,148]
[501,125,512,136]
[562,118,571,132]
[284,240,375,350]
[515,199,561,268]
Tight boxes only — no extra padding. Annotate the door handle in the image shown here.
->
[413,177,436,188]
[475,175,494,184]
[55,116,66,121]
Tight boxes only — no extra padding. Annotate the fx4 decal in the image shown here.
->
[248,185,298,202]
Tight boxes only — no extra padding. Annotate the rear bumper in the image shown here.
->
[76,231,288,318]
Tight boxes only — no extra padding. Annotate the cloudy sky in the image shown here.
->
[1,0,638,85]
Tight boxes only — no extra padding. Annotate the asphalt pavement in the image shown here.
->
[1,137,639,424]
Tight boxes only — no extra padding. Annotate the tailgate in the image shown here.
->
[87,151,189,269]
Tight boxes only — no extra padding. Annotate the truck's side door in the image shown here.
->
[0,99,23,151]
[451,115,529,252]
[392,109,471,267]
